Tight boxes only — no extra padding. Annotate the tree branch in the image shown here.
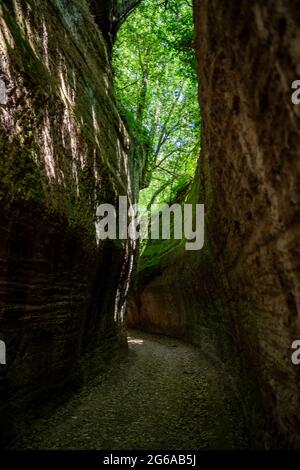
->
[113,1,142,36]
[146,179,174,210]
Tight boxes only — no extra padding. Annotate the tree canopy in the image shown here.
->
[113,0,200,208]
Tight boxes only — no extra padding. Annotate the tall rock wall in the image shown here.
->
[0,0,135,444]
[193,0,300,447]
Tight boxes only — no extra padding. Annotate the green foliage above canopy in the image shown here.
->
[113,0,200,207]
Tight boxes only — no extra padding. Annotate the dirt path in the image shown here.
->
[18,330,250,449]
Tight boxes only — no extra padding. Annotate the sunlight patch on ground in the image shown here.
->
[127,336,144,345]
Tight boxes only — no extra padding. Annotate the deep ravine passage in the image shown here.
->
[17,330,250,450]
[1,0,299,449]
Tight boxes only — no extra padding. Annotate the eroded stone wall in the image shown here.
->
[0,0,135,444]
[193,0,300,447]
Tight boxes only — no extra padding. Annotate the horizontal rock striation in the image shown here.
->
[0,0,135,445]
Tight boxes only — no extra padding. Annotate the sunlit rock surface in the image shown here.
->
[0,0,135,445]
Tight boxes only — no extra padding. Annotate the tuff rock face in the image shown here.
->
[128,0,300,447]
[194,0,300,447]
[0,0,135,444]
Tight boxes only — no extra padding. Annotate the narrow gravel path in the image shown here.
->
[19,330,250,449]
